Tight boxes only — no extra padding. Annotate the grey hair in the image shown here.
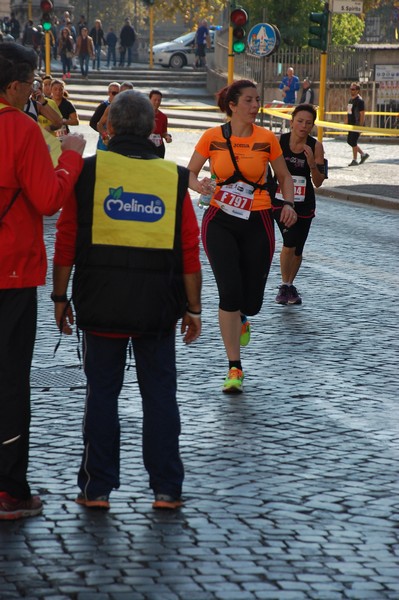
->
[120,81,134,90]
[109,90,154,137]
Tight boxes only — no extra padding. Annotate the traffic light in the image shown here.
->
[308,9,329,52]
[40,0,53,31]
[231,8,248,54]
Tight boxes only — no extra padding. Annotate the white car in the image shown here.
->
[152,30,216,69]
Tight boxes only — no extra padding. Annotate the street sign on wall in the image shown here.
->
[331,0,363,14]
[247,23,279,57]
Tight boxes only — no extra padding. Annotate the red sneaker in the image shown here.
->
[0,492,43,520]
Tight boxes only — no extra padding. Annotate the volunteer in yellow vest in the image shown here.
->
[52,90,202,511]
[188,79,296,394]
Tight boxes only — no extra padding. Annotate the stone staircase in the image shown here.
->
[50,66,220,129]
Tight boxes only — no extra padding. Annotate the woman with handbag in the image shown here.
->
[58,27,74,80]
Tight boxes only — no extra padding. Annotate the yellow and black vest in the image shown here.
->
[72,150,189,336]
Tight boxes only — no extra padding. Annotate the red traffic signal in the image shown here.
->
[40,0,53,11]
[230,8,248,27]
[230,8,249,54]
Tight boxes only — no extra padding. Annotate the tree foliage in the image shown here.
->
[70,0,225,34]
[241,0,383,46]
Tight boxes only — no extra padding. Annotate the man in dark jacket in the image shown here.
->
[119,18,136,67]
[52,90,202,512]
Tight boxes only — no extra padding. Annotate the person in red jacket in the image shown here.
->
[0,42,86,521]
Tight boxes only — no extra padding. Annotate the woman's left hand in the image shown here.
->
[280,204,297,228]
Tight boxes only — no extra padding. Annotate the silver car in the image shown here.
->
[152,30,215,69]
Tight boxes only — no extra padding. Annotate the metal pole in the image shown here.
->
[45,30,51,75]
[227,1,234,85]
[260,57,265,126]
[317,51,327,141]
[149,5,154,69]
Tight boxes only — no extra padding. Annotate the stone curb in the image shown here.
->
[317,187,399,210]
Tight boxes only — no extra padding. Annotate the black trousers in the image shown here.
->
[0,288,37,498]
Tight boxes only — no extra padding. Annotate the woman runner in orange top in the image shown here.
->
[188,79,296,394]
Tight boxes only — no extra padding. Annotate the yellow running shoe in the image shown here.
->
[240,320,251,346]
[222,367,244,394]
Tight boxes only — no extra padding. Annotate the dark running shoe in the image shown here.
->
[287,285,302,305]
[348,160,358,166]
[275,284,290,304]
[0,492,43,520]
[152,494,183,510]
[75,493,110,509]
[360,153,369,164]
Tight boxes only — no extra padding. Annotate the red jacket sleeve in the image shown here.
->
[54,191,78,266]
[181,191,200,274]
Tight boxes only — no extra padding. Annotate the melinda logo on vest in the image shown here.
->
[104,186,165,222]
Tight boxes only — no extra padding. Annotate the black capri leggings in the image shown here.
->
[274,211,314,256]
[201,206,275,315]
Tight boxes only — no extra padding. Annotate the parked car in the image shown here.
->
[152,29,216,69]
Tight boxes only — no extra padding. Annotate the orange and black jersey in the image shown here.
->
[195,124,282,210]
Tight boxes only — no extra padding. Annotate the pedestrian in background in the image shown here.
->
[119,18,136,67]
[50,78,79,135]
[149,89,172,158]
[22,19,36,49]
[345,82,369,166]
[52,90,202,511]
[75,26,94,79]
[58,27,74,80]
[89,81,120,149]
[187,79,295,394]
[194,18,211,69]
[90,19,106,70]
[299,78,314,105]
[105,26,118,68]
[273,103,326,306]
[96,81,134,147]
[0,42,86,521]
[278,66,300,104]
[77,14,87,35]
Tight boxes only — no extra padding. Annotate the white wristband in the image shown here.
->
[186,310,201,319]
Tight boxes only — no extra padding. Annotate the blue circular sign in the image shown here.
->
[247,23,278,57]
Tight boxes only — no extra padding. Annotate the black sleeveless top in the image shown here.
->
[279,132,316,216]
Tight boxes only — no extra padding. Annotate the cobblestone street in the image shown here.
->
[1,128,398,600]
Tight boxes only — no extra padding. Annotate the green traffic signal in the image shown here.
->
[308,10,329,52]
[42,20,52,31]
[231,8,248,54]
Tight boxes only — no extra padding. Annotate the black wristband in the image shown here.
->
[282,201,295,208]
[186,309,201,315]
[51,292,68,303]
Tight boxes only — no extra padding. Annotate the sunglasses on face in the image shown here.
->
[109,91,119,96]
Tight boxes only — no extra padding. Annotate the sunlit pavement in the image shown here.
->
[1,127,398,600]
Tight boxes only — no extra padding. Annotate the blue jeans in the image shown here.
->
[106,45,116,66]
[61,53,71,74]
[78,330,184,499]
[119,45,132,66]
[93,44,101,69]
[79,53,89,77]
